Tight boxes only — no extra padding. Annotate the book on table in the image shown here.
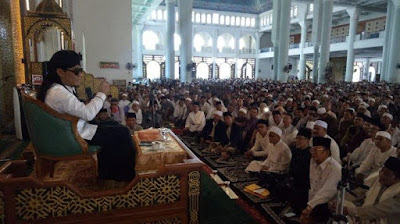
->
[243,183,270,199]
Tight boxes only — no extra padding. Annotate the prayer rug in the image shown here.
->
[217,166,258,183]
[232,181,275,205]
[204,155,251,169]
[261,202,295,224]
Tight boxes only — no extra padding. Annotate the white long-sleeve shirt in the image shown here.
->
[128,108,143,125]
[173,104,187,120]
[185,111,206,132]
[308,157,342,209]
[200,102,212,118]
[310,135,341,163]
[250,132,271,157]
[280,125,298,146]
[45,83,105,140]
[347,138,376,168]
[356,146,397,176]
[261,140,292,174]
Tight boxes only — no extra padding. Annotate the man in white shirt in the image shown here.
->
[280,114,298,146]
[244,119,270,158]
[300,137,342,224]
[118,93,131,113]
[311,120,341,163]
[356,131,397,182]
[38,50,136,182]
[184,102,206,136]
[200,96,211,118]
[245,126,292,174]
[173,98,187,128]
[128,100,143,125]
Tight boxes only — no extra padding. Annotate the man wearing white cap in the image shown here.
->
[311,120,341,163]
[200,110,227,144]
[380,113,400,147]
[128,100,143,125]
[245,125,292,174]
[356,131,397,181]
[118,93,131,112]
[317,107,338,137]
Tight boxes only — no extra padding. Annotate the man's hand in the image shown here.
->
[300,206,313,224]
[99,79,110,95]
[244,150,253,158]
[356,173,365,183]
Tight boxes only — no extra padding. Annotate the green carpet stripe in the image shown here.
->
[200,170,258,224]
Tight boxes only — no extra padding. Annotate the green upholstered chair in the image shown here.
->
[21,92,100,179]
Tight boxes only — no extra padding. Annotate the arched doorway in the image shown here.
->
[219,63,231,79]
[196,62,209,79]
[146,61,161,80]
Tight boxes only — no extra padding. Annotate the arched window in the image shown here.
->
[236,17,240,26]
[231,16,235,26]
[197,62,209,79]
[246,18,251,27]
[174,34,181,51]
[243,63,253,79]
[251,18,256,27]
[220,15,225,25]
[225,16,230,25]
[207,14,212,24]
[241,17,246,26]
[239,35,256,53]
[146,61,161,80]
[219,63,231,79]
[163,10,167,20]
[151,10,157,20]
[353,65,362,82]
[194,32,212,52]
[196,13,201,23]
[143,30,161,50]
[369,66,376,82]
[157,10,163,20]
[201,14,206,23]
[217,33,235,53]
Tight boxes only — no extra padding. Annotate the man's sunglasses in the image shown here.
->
[65,68,83,76]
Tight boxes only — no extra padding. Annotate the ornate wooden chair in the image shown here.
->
[21,92,100,180]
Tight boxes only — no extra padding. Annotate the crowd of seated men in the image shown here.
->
[92,79,400,223]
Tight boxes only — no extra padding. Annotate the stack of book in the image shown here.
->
[244,183,270,199]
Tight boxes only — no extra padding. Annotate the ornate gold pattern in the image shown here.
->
[10,0,25,84]
[84,73,94,91]
[0,191,4,224]
[188,171,200,224]
[138,217,182,224]
[110,85,119,99]
[15,175,181,220]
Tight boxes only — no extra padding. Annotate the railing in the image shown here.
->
[289,43,300,49]
[239,49,256,54]
[260,47,272,53]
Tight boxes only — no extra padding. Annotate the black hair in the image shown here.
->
[37,50,81,102]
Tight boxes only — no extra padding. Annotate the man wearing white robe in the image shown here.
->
[245,126,292,173]
[184,102,206,133]
[244,119,271,158]
[128,100,143,125]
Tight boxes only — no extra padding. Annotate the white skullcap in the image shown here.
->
[213,110,223,117]
[360,102,369,107]
[160,94,165,97]
[306,121,315,130]
[376,131,391,140]
[184,90,189,94]
[157,90,162,94]
[317,107,327,115]
[122,93,128,97]
[358,105,367,110]
[323,94,329,98]
[267,94,273,98]
[315,120,328,129]
[198,90,202,93]
[213,97,220,101]
[185,97,192,102]
[378,105,388,111]
[132,100,140,105]
[368,98,375,102]
[312,100,320,105]
[382,113,393,120]
[269,126,282,137]
[162,88,167,93]
[261,88,268,92]
[239,108,248,114]
[287,98,293,102]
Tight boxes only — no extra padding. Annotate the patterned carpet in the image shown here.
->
[0,135,30,168]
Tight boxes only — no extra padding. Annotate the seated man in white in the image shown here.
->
[300,137,342,224]
[356,131,397,183]
[183,102,206,136]
[343,121,381,170]
[311,120,341,163]
[244,119,271,158]
[245,126,292,174]
[280,113,298,146]
[341,157,400,224]
[128,100,143,125]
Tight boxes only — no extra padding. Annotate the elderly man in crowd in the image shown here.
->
[128,100,143,125]
[311,120,341,163]
[300,137,342,224]
[356,131,397,184]
[200,110,227,144]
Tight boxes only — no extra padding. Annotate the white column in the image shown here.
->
[234,32,240,78]
[272,0,281,80]
[387,0,400,83]
[363,58,370,81]
[136,25,144,78]
[345,7,360,82]
[311,0,323,83]
[165,0,176,80]
[382,0,394,81]
[277,0,292,82]
[212,29,218,79]
[178,0,193,83]
[255,32,261,79]
[290,58,299,78]
[298,3,309,81]
[318,0,333,83]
